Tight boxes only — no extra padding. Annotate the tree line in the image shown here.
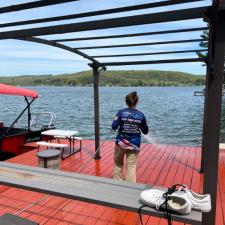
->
[0,70,205,87]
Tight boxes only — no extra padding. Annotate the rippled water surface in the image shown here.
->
[1,86,225,146]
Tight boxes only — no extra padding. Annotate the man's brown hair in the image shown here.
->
[125,91,138,107]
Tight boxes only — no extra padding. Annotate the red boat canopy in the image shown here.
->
[0,83,38,98]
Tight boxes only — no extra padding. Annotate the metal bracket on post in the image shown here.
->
[203,6,212,22]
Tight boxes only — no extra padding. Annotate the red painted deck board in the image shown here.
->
[0,140,222,224]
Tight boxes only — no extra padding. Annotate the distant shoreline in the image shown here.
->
[16,85,204,87]
[0,70,205,87]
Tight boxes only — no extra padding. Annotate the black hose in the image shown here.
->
[78,129,113,173]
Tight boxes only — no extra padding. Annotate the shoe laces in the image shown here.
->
[138,184,186,225]
[158,184,187,225]
[177,184,188,192]
[157,187,176,225]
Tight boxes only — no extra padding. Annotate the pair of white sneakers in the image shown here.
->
[140,185,211,215]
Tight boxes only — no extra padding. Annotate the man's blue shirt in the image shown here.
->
[111,108,148,150]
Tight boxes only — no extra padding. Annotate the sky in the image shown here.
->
[0,0,211,76]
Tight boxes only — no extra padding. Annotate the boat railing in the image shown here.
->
[30,111,56,130]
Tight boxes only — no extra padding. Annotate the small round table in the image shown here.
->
[36,149,61,169]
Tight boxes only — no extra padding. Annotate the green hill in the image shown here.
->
[0,70,205,86]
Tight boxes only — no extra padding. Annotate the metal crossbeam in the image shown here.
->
[91,49,208,58]
[0,0,78,14]
[77,39,203,50]
[0,7,208,40]
[97,58,205,66]
[220,2,225,10]
[52,27,208,42]
[18,37,104,68]
[0,0,205,28]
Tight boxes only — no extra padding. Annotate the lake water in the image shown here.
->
[1,86,225,146]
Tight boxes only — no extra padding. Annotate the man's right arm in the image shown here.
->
[140,115,148,135]
[111,111,121,130]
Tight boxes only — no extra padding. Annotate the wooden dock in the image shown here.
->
[0,140,224,225]
[194,89,225,96]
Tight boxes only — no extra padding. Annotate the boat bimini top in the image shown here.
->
[0,83,38,98]
[0,83,38,137]
[0,83,55,134]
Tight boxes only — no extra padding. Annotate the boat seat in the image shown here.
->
[0,162,202,225]
[21,142,38,153]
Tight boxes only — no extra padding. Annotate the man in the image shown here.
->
[112,91,148,183]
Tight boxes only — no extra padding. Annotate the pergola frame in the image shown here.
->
[0,1,224,224]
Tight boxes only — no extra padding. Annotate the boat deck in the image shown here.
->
[0,140,224,225]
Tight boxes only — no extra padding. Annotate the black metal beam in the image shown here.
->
[201,0,225,224]
[52,27,208,42]
[0,0,78,14]
[97,58,205,66]
[91,49,208,58]
[77,39,203,50]
[18,37,104,68]
[0,0,205,28]
[0,7,209,40]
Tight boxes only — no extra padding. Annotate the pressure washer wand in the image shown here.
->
[78,129,113,173]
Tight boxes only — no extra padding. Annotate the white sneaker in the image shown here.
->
[140,189,192,215]
[176,186,211,212]
[140,189,165,208]
[167,192,192,215]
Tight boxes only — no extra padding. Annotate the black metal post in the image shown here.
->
[200,24,213,174]
[202,1,225,225]
[92,64,101,159]
[25,97,31,131]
